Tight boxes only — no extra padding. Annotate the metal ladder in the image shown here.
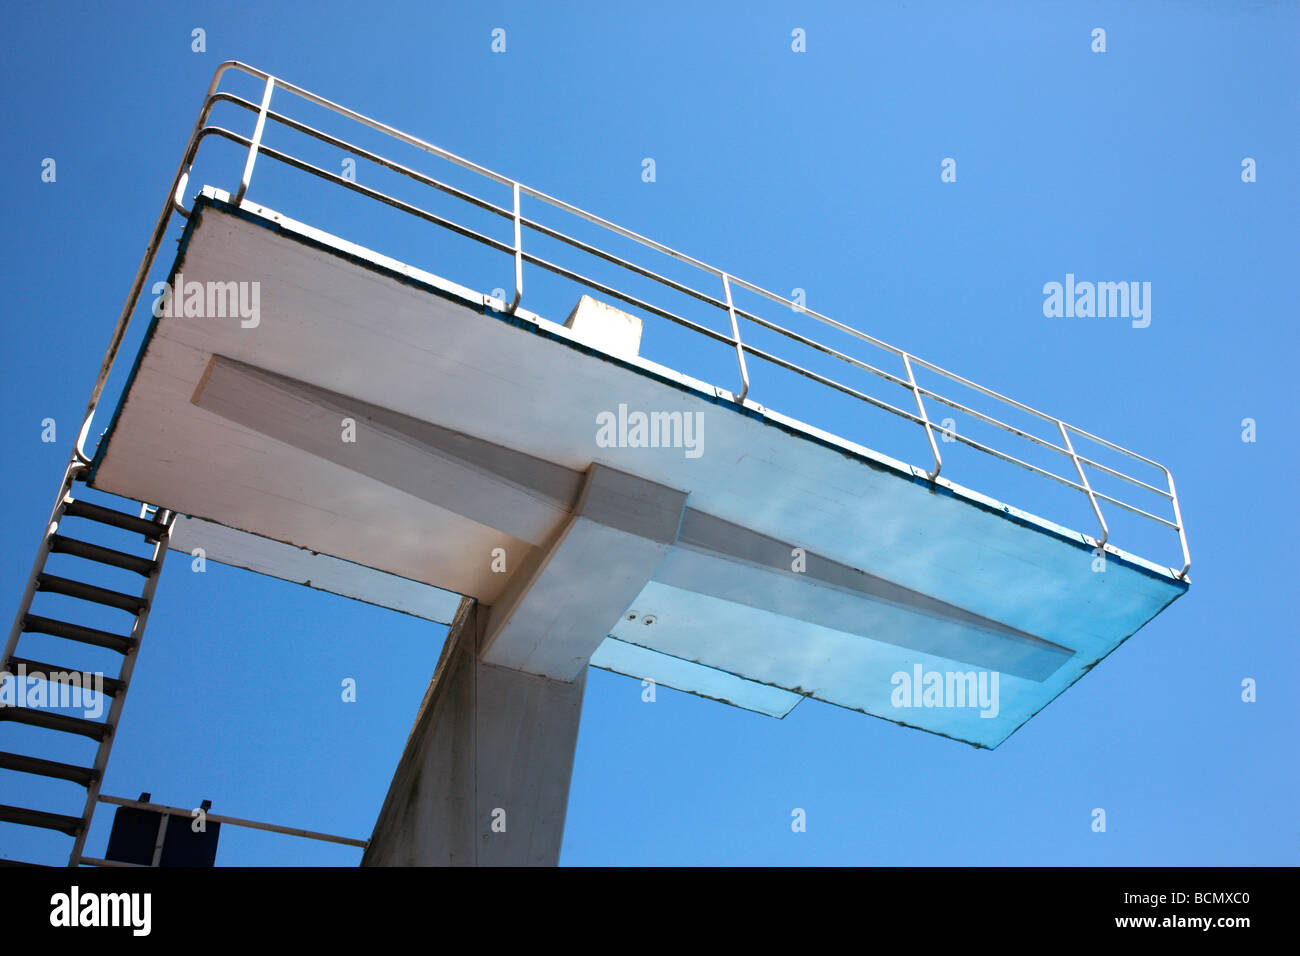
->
[0,458,173,866]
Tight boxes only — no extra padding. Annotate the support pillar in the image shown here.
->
[363,464,687,866]
[362,598,586,866]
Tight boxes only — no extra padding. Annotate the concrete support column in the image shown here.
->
[363,463,687,866]
[362,598,586,866]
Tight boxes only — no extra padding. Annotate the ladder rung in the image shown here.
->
[0,706,110,740]
[49,535,156,575]
[3,656,122,697]
[35,574,146,613]
[0,750,97,785]
[62,499,162,540]
[21,615,135,654]
[0,804,82,835]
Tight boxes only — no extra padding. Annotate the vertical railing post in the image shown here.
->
[721,273,749,403]
[150,812,171,867]
[902,353,942,481]
[1164,467,1191,579]
[506,182,523,314]
[233,75,276,206]
[173,170,192,216]
[1057,421,1109,549]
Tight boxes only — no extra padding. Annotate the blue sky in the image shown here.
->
[0,1,1296,865]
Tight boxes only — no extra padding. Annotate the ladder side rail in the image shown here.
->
[67,511,175,867]
[2,459,82,669]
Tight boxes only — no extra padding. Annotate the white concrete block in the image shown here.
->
[563,295,643,360]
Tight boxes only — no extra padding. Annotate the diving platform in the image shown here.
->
[89,182,1187,750]
[3,62,1191,866]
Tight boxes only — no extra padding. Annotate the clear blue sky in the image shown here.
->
[1,0,1295,865]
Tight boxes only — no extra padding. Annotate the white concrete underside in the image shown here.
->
[166,516,807,719]
[89,191,1186,748]
[169,516,465,624]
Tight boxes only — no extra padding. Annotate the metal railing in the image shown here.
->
[77,794,366,867]
[73,61,1191,580]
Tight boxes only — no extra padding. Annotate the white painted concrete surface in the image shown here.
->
[363,600,585,866]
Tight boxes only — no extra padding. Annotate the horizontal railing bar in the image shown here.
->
[733,307,914,391]
[742,343,1096,499]
[738,316,1169,508]
[911,352,1096,429]
[741,343,927,425]
[911,352,1167,471]
[167,93,248,213]
[207,124,734,350]
[743,290,1168,479]
[1075,454,1174,499]
[517,182,725,279]
[744,333,1173,521]
[78,856,147,868]
[917,387,1072,456]
[212,85,763,337]
[256,144,513,253]
[1062,420,1169,472]
[917,388,1175,499]
[733,295,1169,481]
[196,129,514,255]
[217,63,734,281]
[98,794,367,848]
[736,312,1173,516]
[939,430,1092,497]
[246,100,514,223]
[728,275,905,357]
[737,291,1149,492]
[203,91,263,129]
[214,62,518,188]
[204,124,745,364]
[521,217,731,313]
[1090,490,1181,529]
[520,252,739,348]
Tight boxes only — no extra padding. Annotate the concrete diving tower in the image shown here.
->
[77,64,1188,865]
